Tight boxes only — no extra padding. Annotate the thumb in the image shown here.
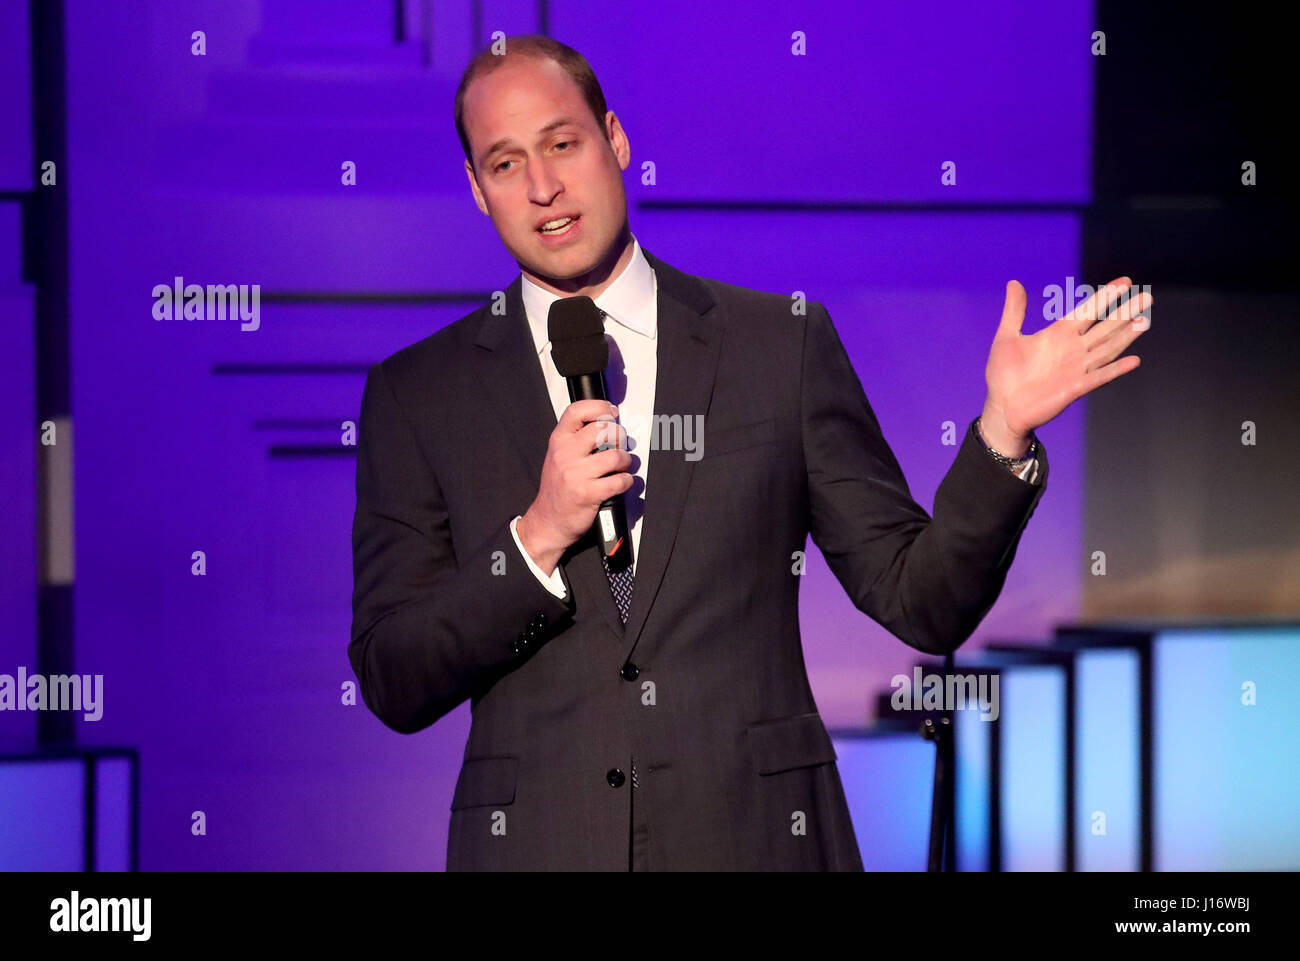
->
[998,279,1027,336]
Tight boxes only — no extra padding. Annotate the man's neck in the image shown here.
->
[521,231,636,300]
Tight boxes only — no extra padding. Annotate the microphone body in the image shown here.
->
[548,297,634,573]
[564,371,633,572]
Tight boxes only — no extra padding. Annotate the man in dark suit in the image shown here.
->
[348,35,1150,871]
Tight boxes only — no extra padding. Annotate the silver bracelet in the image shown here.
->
[975,416,1036,471]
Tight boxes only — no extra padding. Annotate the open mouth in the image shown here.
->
[537,214,580,237]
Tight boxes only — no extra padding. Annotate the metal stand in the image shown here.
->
[922,652,957,871]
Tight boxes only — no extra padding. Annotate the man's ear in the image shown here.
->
[464,159,489,216]
[605,111,631,171]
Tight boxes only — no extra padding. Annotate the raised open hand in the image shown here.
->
[980,276,1152,450]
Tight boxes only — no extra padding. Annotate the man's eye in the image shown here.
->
[495,160,514,173]
[555,140,574,151]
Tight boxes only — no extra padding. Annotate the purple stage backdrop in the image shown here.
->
[3,0,1093,869]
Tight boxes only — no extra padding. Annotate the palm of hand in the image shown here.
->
[984,278,1151,437]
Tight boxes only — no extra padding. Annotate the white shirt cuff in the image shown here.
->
[510,515,567,600]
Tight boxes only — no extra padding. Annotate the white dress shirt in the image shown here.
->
[510,236,658,599]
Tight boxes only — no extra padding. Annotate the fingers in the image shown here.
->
[587,444,633,476]
[1083,288,1152,357]
[553,401,625,458]
[578,418,628,452]
[1086,333,1137,372]
[557,399,618,434]
[590,467,636,503]
[538,400,633,546]
[553,423,632,492]
[1072,277,1131,331]
[1081,353,1141,393]
[999,280,1028,336]
[568,448,633,508]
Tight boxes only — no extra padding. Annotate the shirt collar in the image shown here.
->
[520,235,657,356]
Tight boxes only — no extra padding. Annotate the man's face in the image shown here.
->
[462,56,631,287]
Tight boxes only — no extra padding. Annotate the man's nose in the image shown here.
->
[526,157,563,204]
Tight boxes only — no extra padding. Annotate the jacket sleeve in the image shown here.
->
[349,361,576,733]
[801,302,1049,656]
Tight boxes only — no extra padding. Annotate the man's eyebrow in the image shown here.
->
[479,116,584,167]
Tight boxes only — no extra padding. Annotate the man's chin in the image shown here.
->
[520,247,597,284]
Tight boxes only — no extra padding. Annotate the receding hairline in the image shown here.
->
[455,36,610,171]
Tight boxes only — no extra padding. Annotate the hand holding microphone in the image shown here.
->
[516,295,635,576]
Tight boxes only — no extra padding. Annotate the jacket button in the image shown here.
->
[606,768,625,788]
[620,663,639,681]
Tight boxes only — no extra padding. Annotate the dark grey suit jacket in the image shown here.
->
[349,248,1048,871]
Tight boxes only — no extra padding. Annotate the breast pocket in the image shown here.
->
[450,755,519,810]
[697,416,777,461]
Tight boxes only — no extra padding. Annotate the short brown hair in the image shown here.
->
[455,34,610,171]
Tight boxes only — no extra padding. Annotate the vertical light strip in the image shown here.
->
[1001,666,1066,871]
[1076,647,1140,870]
[955,704,991,871]
[39,415,74,584]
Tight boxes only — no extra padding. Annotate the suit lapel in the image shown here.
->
[470,249,723,649]
[619,249,722,653]
[471,274,554,487]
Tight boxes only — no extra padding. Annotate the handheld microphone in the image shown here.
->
[548,296,634,572]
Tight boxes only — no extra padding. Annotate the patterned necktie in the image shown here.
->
[601,548,635,624]
[597,306,635,625]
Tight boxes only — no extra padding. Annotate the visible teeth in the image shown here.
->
[540,217,574,232]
